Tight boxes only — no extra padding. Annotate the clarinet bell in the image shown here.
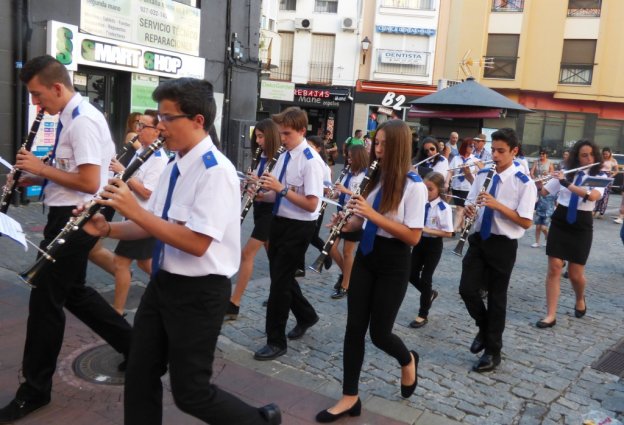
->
[307,255,325,274]
[452,240,465,257]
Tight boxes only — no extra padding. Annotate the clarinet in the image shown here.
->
[116,135,140,163]
[308,160,379,273]
[0,109,46,214]
[19,137,166,288]
[240,146,286,223]
[452,168,495,257]
[241,147,263,201]
[319,165,350,217]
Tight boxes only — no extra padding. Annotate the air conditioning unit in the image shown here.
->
[437,78,462,90]
[295,18,313,31]
[341,17,356,31]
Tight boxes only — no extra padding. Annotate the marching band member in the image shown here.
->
[316,120,426,422]
[448,139,478,233]
[82,78,281,425]
[414,137,448,177]
[225,119,281,321]
[0,55,132,423]
[253,107,325,361]
[408,171,453,329]
[536,139,604,329]
[108,110,168,316]
[459,128,537,372]
[472,133,492,163]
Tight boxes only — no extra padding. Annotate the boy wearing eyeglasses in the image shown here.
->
[81,78,281,425]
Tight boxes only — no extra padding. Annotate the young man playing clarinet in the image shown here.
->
[459,128,537,372]
[0,55,133,423]
[253,107,325,361]
[81,78,281,425]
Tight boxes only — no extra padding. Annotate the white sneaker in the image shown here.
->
[615,218,623,224]
[531,242,540,248]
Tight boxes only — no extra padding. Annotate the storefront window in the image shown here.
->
[521,111,587,158]
[367,105,406,132]
[595,119,623,152]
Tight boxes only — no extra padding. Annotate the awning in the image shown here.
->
[408,107,504,119]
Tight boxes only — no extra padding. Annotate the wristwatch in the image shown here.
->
[583,190,591,201]
[279,187,289,197]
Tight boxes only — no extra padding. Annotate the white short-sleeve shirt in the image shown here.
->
[423,197,453,238]
[430,156,449,175]
[363,174,428,239]
[543,171,606,211]
[45,93,115,206]
[147,136,241,278]
[127,146,168,209]
[339,170,366,205]
[449,154,478,191]
[468,164,537,240]
[271,139,325,221]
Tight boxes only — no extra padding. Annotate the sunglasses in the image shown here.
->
[426,147,437,152]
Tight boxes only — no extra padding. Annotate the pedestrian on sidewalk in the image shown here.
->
[459,128,536,373]
[0,55,132,423]
[536,139,605,330]
[225,119,282,321]
[253,107,325,361]
[316,120,425,423]
[82,78,281,425]
[408,171,453,329]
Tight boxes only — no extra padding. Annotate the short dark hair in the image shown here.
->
[354,129,363,136]
[20,55,73,89]
[490,128,518,149]
[143,109,159,126]
[152,78,216,131]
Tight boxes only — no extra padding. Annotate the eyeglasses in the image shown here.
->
[157,114,192,123]
[137,122,157,130]
[426,147,437,152]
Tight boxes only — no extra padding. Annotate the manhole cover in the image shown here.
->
[72,344,125,386]
[593,339,624,378]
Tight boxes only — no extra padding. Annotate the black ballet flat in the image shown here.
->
[535,319,556,329]
[400,350,419,398]
[574,297,586,318]
[315,398,361,423]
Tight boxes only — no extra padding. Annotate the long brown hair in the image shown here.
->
[364,120,412,214]
[252,118,281,159]
[348,145,368,175]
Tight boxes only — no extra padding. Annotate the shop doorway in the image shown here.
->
[302,107,337,139]
[73,66,130,147]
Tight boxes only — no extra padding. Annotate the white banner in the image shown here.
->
[80,0,201,56]
[380,50,427,66]
[260,80,295,102]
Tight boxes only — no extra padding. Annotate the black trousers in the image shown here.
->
[125,270,268,425]
[17,207,132,401]
[343,236,412,396]
[266,216,318,349]
[409,236,443,318]
[459,233,517,355]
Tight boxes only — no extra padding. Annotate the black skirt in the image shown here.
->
[114,237,157,260]
[251,201,274,242]
[546,205,593,265]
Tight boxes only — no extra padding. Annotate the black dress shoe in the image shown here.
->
[330,287,347,299]
[333,274,343,290]
[574,297,586,318]
[287,316,319,340]
[563,270,569,279]
[469,332,485,354]
[315,398,361,423]
[295,269,306,278]
[262,299,268,307]
[259,403,282,424]
[323,255,333,270]
[408,318,428,329]
[0,397,50,423]
[254,345,287,361]
[472,352,501,373]
[535,319,556,328]
[400,350,419,398]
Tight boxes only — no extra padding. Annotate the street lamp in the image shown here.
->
[361,36,371,65]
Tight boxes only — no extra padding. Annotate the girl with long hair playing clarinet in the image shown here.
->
[225,119,281,320]
[408,171,453,329]
[316,120,427,423]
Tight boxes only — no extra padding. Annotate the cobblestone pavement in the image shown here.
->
[0,191,622,425]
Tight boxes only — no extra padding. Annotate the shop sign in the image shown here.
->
[375,25,436,37]
[381,92,407,111]
[47,21,205,79]
[293,86,351,107]
[80,0,201,56]
[260,80,295,102]
[130,73,159,112]
[380,50,427,66]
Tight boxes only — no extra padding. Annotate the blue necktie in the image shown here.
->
[566,172,585,224]
[480,174,501,240]
[151,163,180,278]
[257,157,267,177]
[458,158,468,182]
[424,202,431,226]
[337,172,352,212]
[272,152,291,215]
[40,121,63,199]
[359,189,382,255]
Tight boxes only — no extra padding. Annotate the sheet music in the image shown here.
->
[0,156,13,171]
[0,212,28,251]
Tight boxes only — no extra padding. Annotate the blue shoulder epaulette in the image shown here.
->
[513,160,520,167]
[407,171,422,182]
[439,156,446,162]
[515,171,529,183]
[303,147,313,160]
[478,167,492,174]
[202,151,218,168]
[438,202,447,211]
[72,104,81,119]
[155,150,161,157]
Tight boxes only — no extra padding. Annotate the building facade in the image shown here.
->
[442,0,624,158]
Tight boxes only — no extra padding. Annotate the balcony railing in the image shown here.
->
[269,60,293,81]
[376,50,430,76]
[483,56,518,79]
[567,0,601,17]
[308,62,333,85]
[380,0,435,10]
[491,0,524,12]
[279,0,296,11]
[559,64,593,85]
